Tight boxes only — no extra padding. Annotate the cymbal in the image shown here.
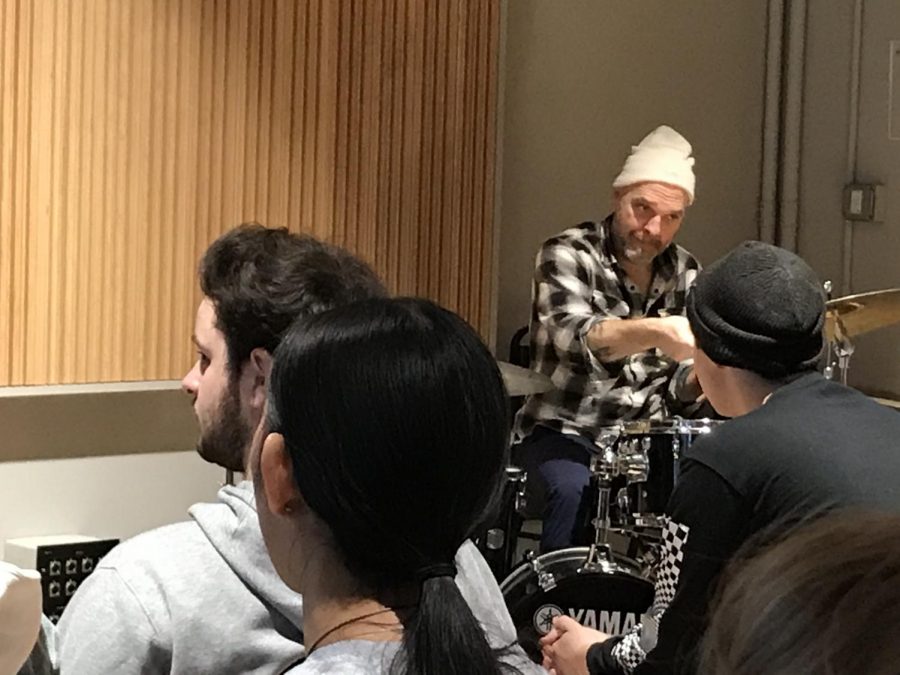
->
[496,361,554,396]
[871,396,900,411]
[825,288,900,340]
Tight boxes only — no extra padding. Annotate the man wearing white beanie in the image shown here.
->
[512,125,706,552]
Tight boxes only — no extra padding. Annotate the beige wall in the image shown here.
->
[496,1,767,356]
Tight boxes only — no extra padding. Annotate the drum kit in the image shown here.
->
[481,285,900,660]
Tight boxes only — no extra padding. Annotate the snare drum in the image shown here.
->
[472,466,528,581]
[615,418,720,527]
[500,547,653,662]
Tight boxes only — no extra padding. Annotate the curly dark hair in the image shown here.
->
[199,223,387,377]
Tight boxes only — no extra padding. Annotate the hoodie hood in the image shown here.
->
[190,481,304,631]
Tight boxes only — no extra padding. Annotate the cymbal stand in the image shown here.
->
[833,315,855,386]
[823,281,835,380]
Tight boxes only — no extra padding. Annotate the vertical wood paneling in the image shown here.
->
[0,0,500,386]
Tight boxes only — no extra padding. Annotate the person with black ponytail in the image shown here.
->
[251,297,533,674]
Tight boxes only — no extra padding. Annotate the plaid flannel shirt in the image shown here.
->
[513,217,701,443]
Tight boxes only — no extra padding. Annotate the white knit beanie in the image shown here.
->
[612,125,696,204]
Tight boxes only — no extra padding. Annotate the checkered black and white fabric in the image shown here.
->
[612,517,691,673]
[513,217,701,444]
[654,518,690,609]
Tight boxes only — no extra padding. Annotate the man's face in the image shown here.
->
[612,182,688,265]
[181,298,251,472]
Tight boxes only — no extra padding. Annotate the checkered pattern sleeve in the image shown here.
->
[532,238,616,352]
[608,518,690,673]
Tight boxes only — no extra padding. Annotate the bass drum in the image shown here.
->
[500,547,653,663]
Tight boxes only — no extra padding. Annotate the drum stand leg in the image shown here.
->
[585,444,623,570]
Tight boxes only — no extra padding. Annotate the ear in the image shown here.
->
[247,348,273,411]
[259,432,303,517]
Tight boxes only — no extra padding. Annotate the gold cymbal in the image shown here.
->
[871,396,900,411]
[496,361,554,397]
[825,288,900,340]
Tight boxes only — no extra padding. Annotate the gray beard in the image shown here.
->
[612,227,657,266]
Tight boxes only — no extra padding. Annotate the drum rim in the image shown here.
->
[504,465,526,478]
[620,417,722,435]
[498,546,645,593]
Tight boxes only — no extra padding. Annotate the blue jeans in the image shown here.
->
[512,426,595,552]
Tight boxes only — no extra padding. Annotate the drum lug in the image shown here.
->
[515,472,528,514]
[616,488,630,516]
[619,441,650,484]
[526,555,558,592]
[537,568,558,592]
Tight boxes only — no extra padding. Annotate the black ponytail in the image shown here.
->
[269,297,514,674]
[400,575,505,675]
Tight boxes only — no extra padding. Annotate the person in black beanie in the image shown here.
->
[541,241,900,675]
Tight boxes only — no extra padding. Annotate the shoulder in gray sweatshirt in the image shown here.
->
[56,482,541,675]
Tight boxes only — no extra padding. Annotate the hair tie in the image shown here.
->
[416,562,457,583]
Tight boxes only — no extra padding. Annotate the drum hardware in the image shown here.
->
[823,285,900,385]
[585,418,720,535]
[832,317,855,386]
[499,546,654,660]
[583,437,638,575]
[484,528,505,551]
[615,488,631,519]
[483,472,527,552]
[823,281,855,385]
[520,550,560,593]
[472,466,528,581]
[514,476,527,513]
[823,281,835,381]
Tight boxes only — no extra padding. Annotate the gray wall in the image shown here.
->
[496,1,768,357]
[798,1,856,287]
[799,0,900,397]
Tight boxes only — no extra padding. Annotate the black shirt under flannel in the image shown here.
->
[513,216,701,443]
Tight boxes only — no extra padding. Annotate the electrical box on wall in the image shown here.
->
[5,535,119,623]
[843,183,886,222]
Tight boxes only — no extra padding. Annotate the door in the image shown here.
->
[847,0,900,399]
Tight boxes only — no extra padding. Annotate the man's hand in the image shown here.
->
[540,615,612,675]
[657,316,695,362]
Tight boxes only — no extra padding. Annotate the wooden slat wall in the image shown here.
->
[0,0,500,386]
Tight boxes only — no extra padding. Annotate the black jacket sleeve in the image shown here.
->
[632,459,747,675]
[587,636,626,674]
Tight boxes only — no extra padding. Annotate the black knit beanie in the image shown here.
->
[686,241,825,379]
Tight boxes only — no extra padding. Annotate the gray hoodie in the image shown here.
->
[56,483,541,675]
